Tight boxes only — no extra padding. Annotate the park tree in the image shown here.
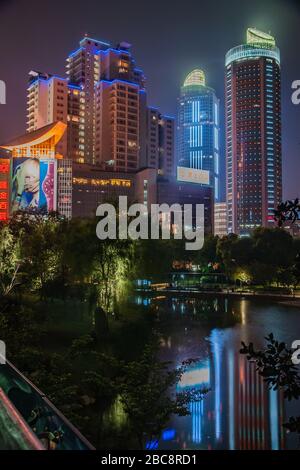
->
[0,222,22,305]
[216,234,239,278]
[92,238,134,313]
[59,218,99,284]
[274,199,300,227]
[118,342,209,449]
[9,212,63,297]
[193,235,220,270]
[134,239,186,282]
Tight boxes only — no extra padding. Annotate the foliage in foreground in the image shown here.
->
[118,341,209,449]
[240,334,300,436]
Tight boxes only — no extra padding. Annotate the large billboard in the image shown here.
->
[177,166,210,185]
[11,157,57,213]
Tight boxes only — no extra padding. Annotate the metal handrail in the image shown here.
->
[0,359,95,450]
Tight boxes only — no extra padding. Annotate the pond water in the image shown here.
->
[134,294,300,450]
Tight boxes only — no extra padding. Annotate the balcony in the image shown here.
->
[0,360,94,450]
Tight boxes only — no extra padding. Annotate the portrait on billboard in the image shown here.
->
[11,157,57,213]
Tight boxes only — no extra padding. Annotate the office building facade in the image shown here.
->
[178,69,220,200]
[27,71,68,158]
[145,108,175,177]
[225,28,282,236]
[214,202,228,237]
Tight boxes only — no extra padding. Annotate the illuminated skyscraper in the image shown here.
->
[66,37,109,164]
[67,37,149,170]
[94,42,146,171]
[225,28,282,236]
[177,69,220,200]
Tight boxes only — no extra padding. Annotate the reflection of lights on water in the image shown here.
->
[176,360,210,445]
[160,337,172,349]
[146,439,159,450]
[178,365,210,389]
[134,296,151,306]
[241,299,247,325]
[162,429,176,441]
[269,389,279,450]
[190,400,204,444]
[211,329,222,440]
[228,349,235,450]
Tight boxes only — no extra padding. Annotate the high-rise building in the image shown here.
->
[214,202,228,237]
[17,37,177,221]
[26,71,81,162]
[67,37,148,169]
[67,84,81,162]
[66,37,110,164]
[94,42,147,171]
[27,71,68,158]
[145,108,175,177]
[225,28,282,236]
[25,36,174,178]
[177,69,220,200]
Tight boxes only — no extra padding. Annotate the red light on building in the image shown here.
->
[0,162,9,173]
[0,158,10,221]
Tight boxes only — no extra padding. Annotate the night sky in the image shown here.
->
[0,0,299,200]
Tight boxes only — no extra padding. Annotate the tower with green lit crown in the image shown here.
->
[177,69,220,201]
[225,28,282,236]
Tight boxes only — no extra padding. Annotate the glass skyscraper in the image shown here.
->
[177,69,220,201]
[225,28,282,236]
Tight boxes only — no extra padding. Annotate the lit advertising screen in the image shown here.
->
[11,157,57,213]
[177,166,210,185]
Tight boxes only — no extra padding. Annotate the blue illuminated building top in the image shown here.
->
[225,44,280,67]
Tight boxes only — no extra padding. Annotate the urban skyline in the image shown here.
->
[1,0,300,456]
[0,0,299,202]
[0,27,290,235]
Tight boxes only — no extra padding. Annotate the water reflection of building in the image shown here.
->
[157,297,287,450]
[227,349,285,450]
[180,335,286,450]
[177,359,210,446]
